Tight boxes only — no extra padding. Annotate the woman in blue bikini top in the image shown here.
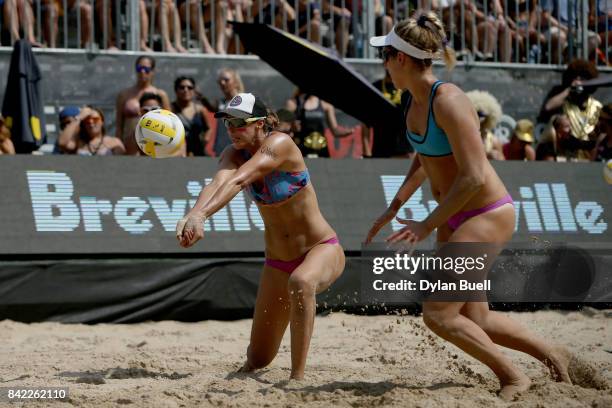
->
[175,93,345,381]
[366,12,573,401]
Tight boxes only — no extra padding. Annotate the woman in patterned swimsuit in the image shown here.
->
[176,93,345,380]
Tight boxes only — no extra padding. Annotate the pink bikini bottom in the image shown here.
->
[265,237,340,274]
[447,194,514,230]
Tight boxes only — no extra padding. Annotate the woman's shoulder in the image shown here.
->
[266,131,294,146]
[436,81,463,98]
[104,135,125,146]
[433,82,473,113]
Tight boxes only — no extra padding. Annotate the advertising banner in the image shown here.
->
[0,156,609,255]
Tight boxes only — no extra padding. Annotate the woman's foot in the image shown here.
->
[544,346,572,383]
[237,360,255,373]
[164,42,177,53]
[202,43,216,54]
[175,43,188,53]
[289,371,304,380]
[140,41,152,52]
[498,373,531,401]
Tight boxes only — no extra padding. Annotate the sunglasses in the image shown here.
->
[141,105,160,113]
[177,85,194,91]
[83,116,102,124]
[223,116,265,129]
[136,65,153,74]
[380,47,398,62]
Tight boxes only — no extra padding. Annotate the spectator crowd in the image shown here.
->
[0,0,609,64]
[0,3,609,163]
[0,52,609,163]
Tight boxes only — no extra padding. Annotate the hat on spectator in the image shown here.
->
[514,119,535,143]
[59,106,80,120]
[214,93,268,119]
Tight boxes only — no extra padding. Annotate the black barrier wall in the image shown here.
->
[0,157,610,255]
[0,157,610,322]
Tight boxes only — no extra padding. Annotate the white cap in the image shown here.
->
[369,26,441,60]
[214,93,268,119]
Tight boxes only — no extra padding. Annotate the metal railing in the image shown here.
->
[0,0,608,66]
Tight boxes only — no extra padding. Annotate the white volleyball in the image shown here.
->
[134,109,185,158]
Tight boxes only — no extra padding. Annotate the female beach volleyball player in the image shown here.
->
[366,11,572,400]
[176,93,345,380]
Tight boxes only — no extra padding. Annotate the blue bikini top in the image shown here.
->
[405,80,453,157]
[241,151,310,205]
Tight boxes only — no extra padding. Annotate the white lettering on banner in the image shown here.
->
[25,171,607,235]
[26,171,265,233]
[380,176,607,234]
[27,171,80,231]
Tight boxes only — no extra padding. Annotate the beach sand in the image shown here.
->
[1,309,610,407]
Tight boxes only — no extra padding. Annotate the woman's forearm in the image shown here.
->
[544,88,570,113]
[423,174,484,230]
[195,179,242,220]
[188,180,224,218]
[391,156,427,209]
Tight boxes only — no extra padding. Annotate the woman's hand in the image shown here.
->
[77,106,95,121]
[385,217,433,244]
[365,207,398,244]
[176,213,205,248]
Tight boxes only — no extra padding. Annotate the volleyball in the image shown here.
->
[135,109,185,158]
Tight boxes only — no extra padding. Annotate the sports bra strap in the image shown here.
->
[429,80,444,114]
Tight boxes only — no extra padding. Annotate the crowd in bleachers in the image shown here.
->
[0,0,610,64]
[4,53,599,162]
[0,3,609,161]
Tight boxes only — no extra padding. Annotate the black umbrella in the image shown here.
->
[581,75,612,89]
[2,40,46,153]
[232,22,398,128]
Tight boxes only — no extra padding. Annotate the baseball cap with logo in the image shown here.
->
[514,119,535,143]
[214,93,268,119]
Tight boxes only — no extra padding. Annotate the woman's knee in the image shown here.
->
[287,274,316,297]
[287,274,316,299]
[423,306,460,334]
[246,345,275,369]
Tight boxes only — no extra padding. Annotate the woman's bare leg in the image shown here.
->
[159,0,176,52]
[5,0,19,42]
[460,302,571,382]
[423,301,530,400]
[170,2,187,52]
[287,243,345,379]
[239,267,291,372]
[139,0,152,51]
[423,205,546,400]
[448,208,571,384]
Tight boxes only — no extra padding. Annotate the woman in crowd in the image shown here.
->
[172,76,212,156]
[115,56,171,155]
[58,106,125,155]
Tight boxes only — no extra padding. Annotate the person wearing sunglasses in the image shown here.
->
[115,56,171,155]
[209,68,245,157]
[366,12,572,400]
[171,76,212,156]
[58,106,125,156]
[176,92,345,381]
